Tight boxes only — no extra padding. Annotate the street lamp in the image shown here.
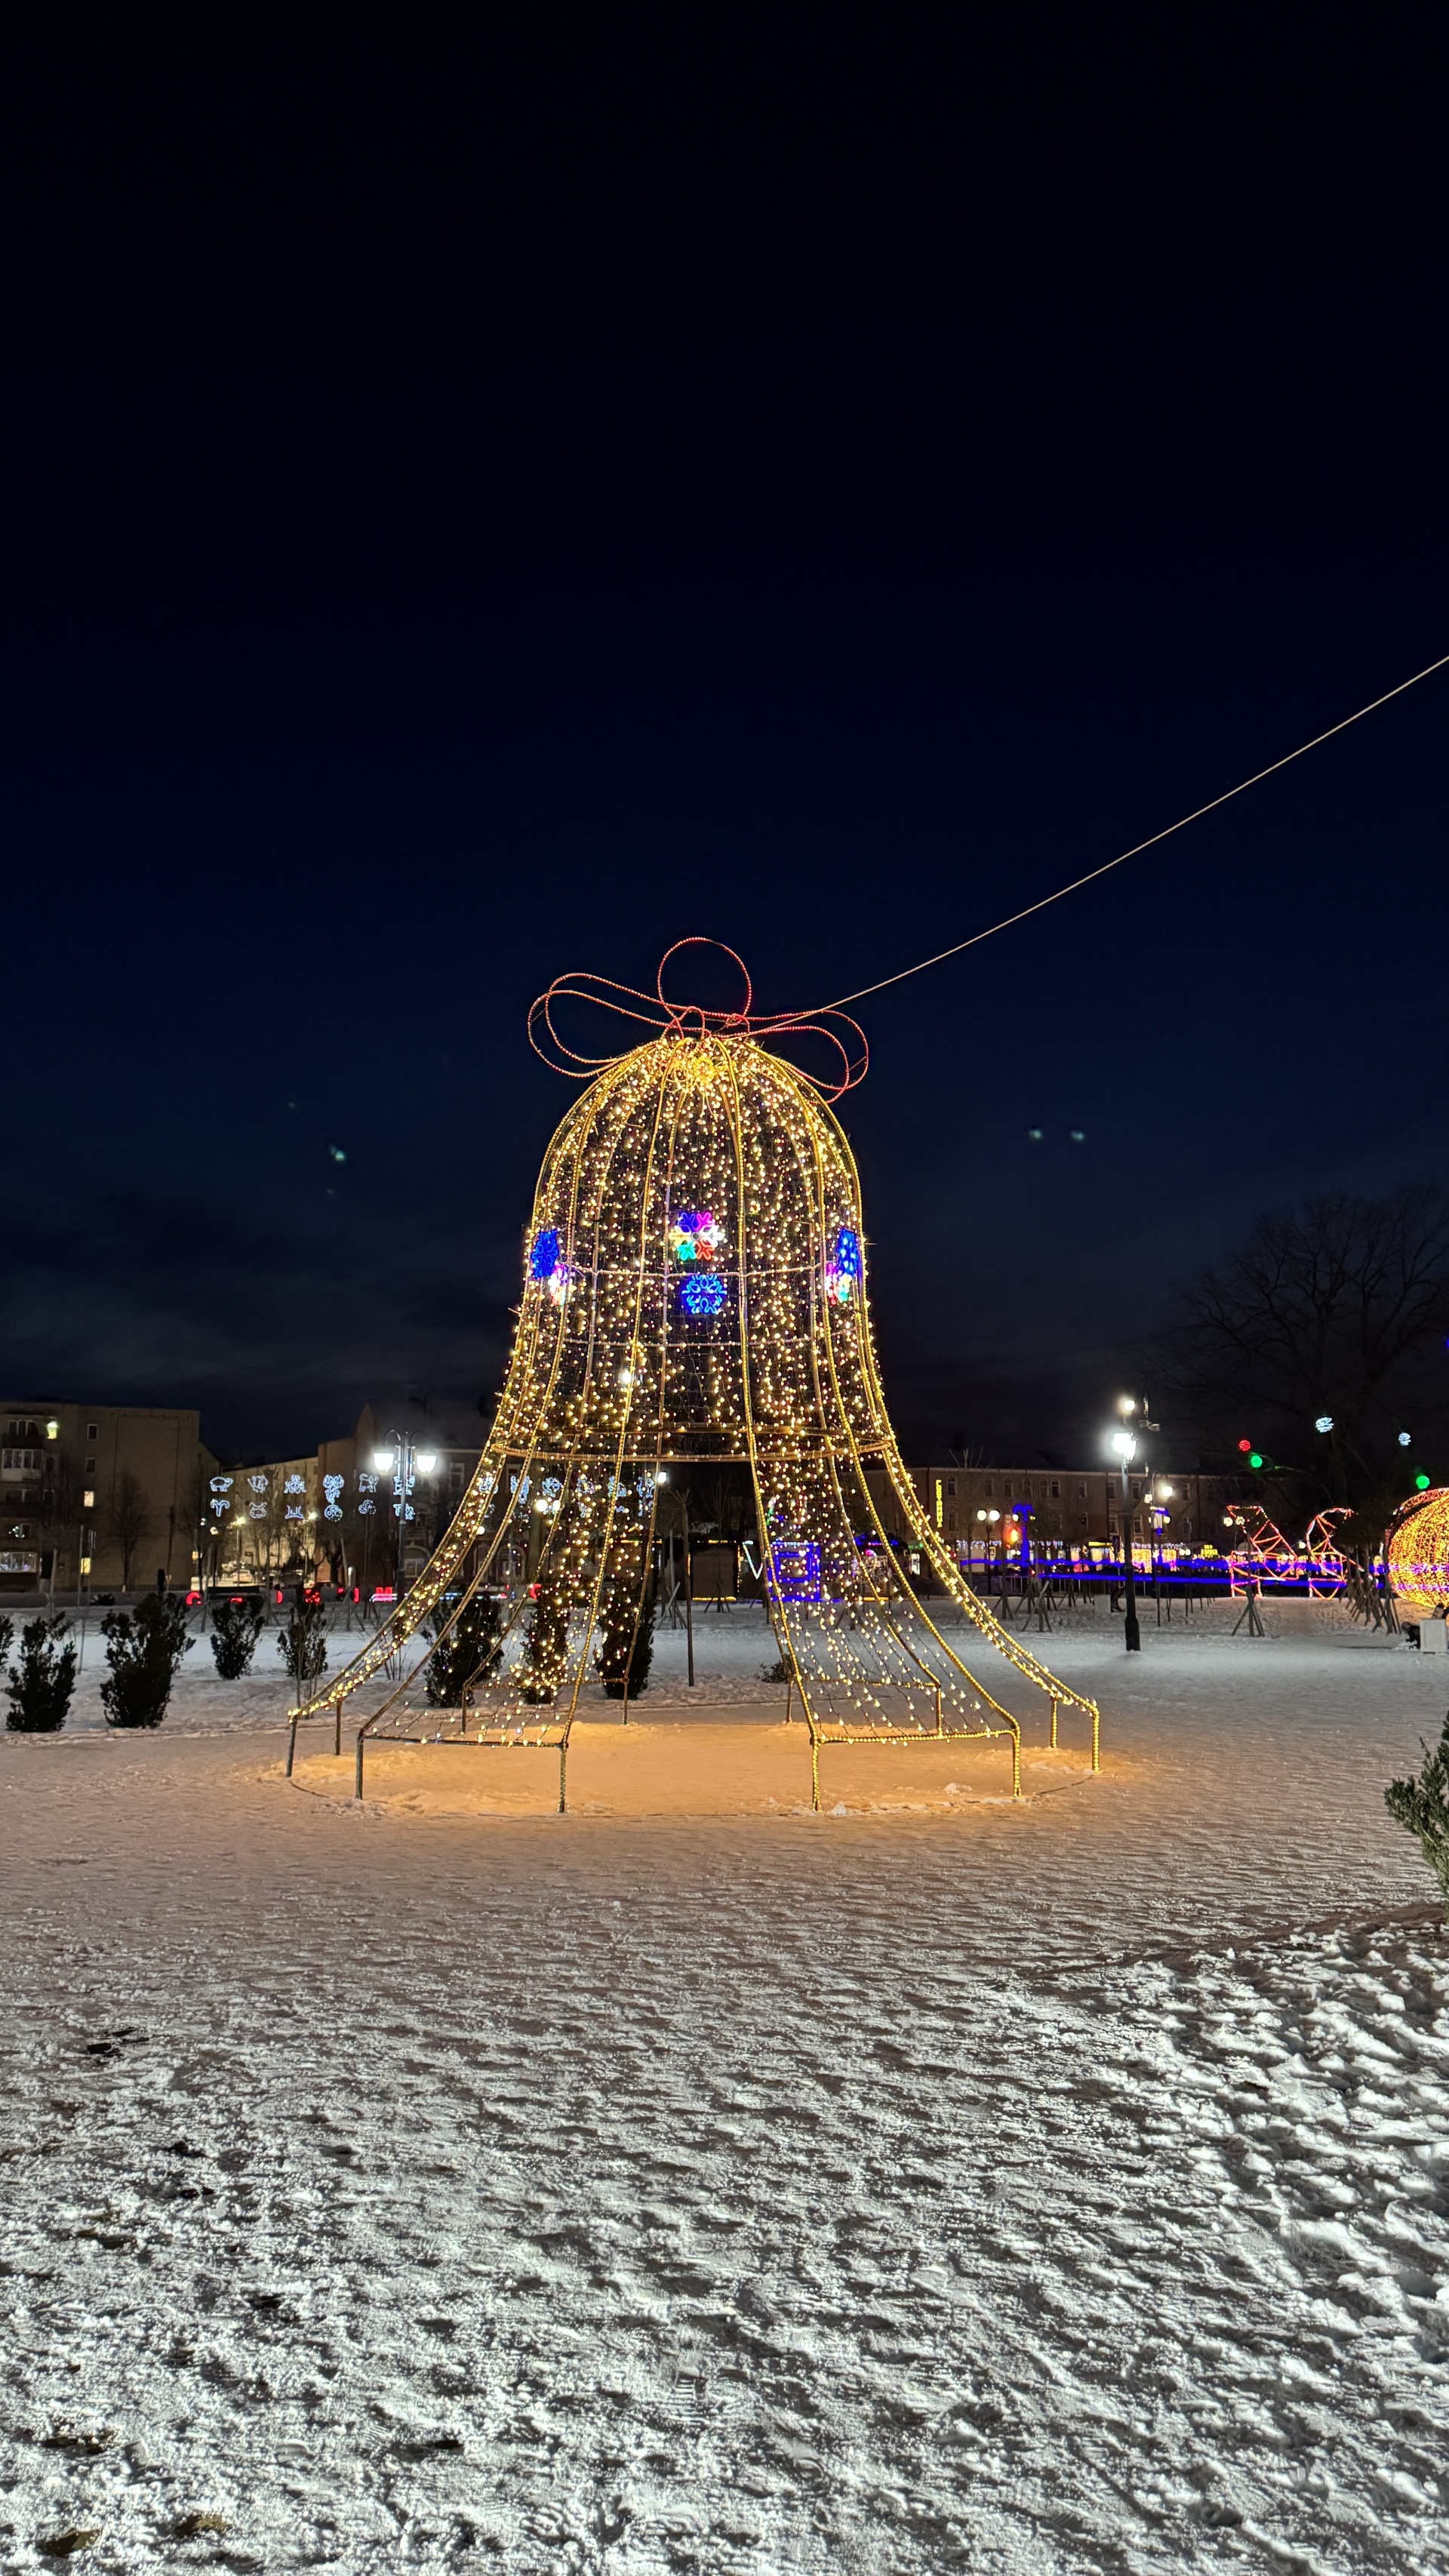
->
[372,1433,440,1591]
[1109,1423,1142,1651]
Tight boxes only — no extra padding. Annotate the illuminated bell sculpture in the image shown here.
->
[1386,1487,1449,1620]
[296,945,1100,1805]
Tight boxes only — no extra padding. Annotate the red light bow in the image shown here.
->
[528,938,869,1099]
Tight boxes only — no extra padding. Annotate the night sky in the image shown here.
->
[4,14,1447,1465]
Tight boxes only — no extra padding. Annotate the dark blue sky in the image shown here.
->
[3,11,1447,1463]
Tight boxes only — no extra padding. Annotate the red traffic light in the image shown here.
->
[1237,1438,1253,1453]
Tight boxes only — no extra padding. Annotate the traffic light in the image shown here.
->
[1248,1452,1263,1470]
[1416,1473,1432,1492]
[1237,1438,1252,1452]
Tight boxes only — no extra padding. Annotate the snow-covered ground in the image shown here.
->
[1,1617,1446,2571]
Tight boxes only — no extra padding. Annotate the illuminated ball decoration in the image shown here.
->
[1386,1487,1449,1617]
[297,942,1099,1783]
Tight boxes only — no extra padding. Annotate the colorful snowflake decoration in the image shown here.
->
[679,1270,728,1318]
[825,1225,862,1304]
[528,1226,570,1305]
[669,1209,724,1264]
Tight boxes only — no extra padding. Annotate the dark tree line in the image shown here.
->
[1157,1183,1449,1518]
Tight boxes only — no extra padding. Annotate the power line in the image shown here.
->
[816,648,1449,1011]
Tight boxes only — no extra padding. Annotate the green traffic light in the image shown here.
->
[1248,1451,1263,1470]
[1416,1473,1432,1491]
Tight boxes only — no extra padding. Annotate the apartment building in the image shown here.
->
[0,1398,210,1593]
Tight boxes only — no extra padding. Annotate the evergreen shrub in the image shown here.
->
[521,1592,568,1703]
[595,1586,655,1700]
[209,1594,265,1679]
[100,1595,193,1728]
[5,1613,75,1732]
[1386,1714,1449,1908]
[425,1592,503,1706]
[277,1596,328,1685]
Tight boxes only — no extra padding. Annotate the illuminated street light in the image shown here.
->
[1106,1420,1141,1651]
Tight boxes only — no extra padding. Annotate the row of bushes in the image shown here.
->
[1,1591,331,1733]
[4,1579,665,1731]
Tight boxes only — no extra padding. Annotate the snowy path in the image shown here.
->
[1,1630,1446,2571]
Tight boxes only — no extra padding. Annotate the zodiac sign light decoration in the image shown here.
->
[293,943,1099,1804]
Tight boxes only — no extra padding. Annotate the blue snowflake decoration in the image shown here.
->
[529,1227,562,1282]
[678,1270,728,1318]
[826,1225,862,1304]
[771,1540,822,1605]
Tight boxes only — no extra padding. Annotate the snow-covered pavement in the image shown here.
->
[1,1618,1445,2571]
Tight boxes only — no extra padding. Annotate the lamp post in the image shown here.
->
[1109,1420,1142,1652]
[372,1436,439,1593]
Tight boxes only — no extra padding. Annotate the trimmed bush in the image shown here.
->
[100,1595,194,1729]
[1386,1714,1449,1910]
[209,1594,265,1679]
[277,1595,328,1686]
[5,1613,75,1732]
[521,1591,568,1704]
[595,1586,656,1700]
[425,1592,503,1706]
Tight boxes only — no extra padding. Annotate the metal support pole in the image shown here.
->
[1120,1462,1141,1651]
[684,1498,694,1688]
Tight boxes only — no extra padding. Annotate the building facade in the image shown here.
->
[0,1399,211,1593]
[315,1399,488,1592]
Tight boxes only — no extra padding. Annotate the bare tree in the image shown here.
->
[106,1469,154,1593]
[1160,1185,1449,1502]
[37,1451,85,1582]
